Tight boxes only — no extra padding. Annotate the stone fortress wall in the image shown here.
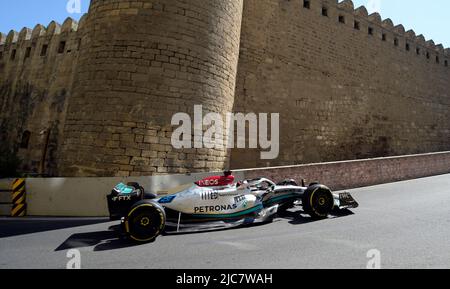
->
[232,0,450,168]
[0,18,81,175]
[0,0,449,177]
[57,0,244,177]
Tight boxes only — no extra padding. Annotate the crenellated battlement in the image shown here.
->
[303,0,449,65]
[1,1,448,67]
[0,16,84,64]
[1,16,82,43]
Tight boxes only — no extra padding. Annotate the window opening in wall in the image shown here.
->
[303,0,310,9]
[354,21,360,30]
[338,15,345,24]
[382,33,387,41]
[20,131,31,149]
[368,27,374,35]
[40,44,48,56]
[58,41,66,54]
[322,7,328,17]
[405,43,410,51]
[394,38,399,46]
[436,56,439,64]
[426,52,430,59]
[416,47,420,55]
[10,49,16,60]
[445,60,448,67]
[25,47,31,59]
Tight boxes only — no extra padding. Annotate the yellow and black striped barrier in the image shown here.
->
[11,178,26,217]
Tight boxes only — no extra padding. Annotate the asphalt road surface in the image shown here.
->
[1,174,450,269]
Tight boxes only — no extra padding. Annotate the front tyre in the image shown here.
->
[125,200,166,243]
[302,184,334,220]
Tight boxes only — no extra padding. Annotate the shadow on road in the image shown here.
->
[160,208,355,236]
[0,218,111,238]
[279,208,355,225]
[53,209,355,251]
[55,225,150,252]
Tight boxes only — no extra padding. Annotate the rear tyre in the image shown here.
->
[125,200,166,243]
[302,184,334,220]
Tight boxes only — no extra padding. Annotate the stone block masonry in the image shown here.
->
[57,0,244,177]
[231,0,450,169]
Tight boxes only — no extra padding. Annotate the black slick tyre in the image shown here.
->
[302,184,334,219]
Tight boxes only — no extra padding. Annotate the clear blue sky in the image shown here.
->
[0,0,90,34]
[0,0,449,48]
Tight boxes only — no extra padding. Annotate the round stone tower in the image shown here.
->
[59,0,244,176]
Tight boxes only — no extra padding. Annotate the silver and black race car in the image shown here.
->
[107,172,358,243]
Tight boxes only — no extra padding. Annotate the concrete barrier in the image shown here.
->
[1,152,449,217]
[0,179,14,216]
[25,171,246,217]
[240,151,450,190]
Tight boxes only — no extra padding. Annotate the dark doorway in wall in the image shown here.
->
[40,44,48,56]
[58,41,66,54]
[10,49,17,60]
[303,0,310,9]
[394,38,399,46]
[20,131,31,149]
[24,47,32,59]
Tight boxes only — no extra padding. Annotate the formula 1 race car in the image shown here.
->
[107,172,358,243]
